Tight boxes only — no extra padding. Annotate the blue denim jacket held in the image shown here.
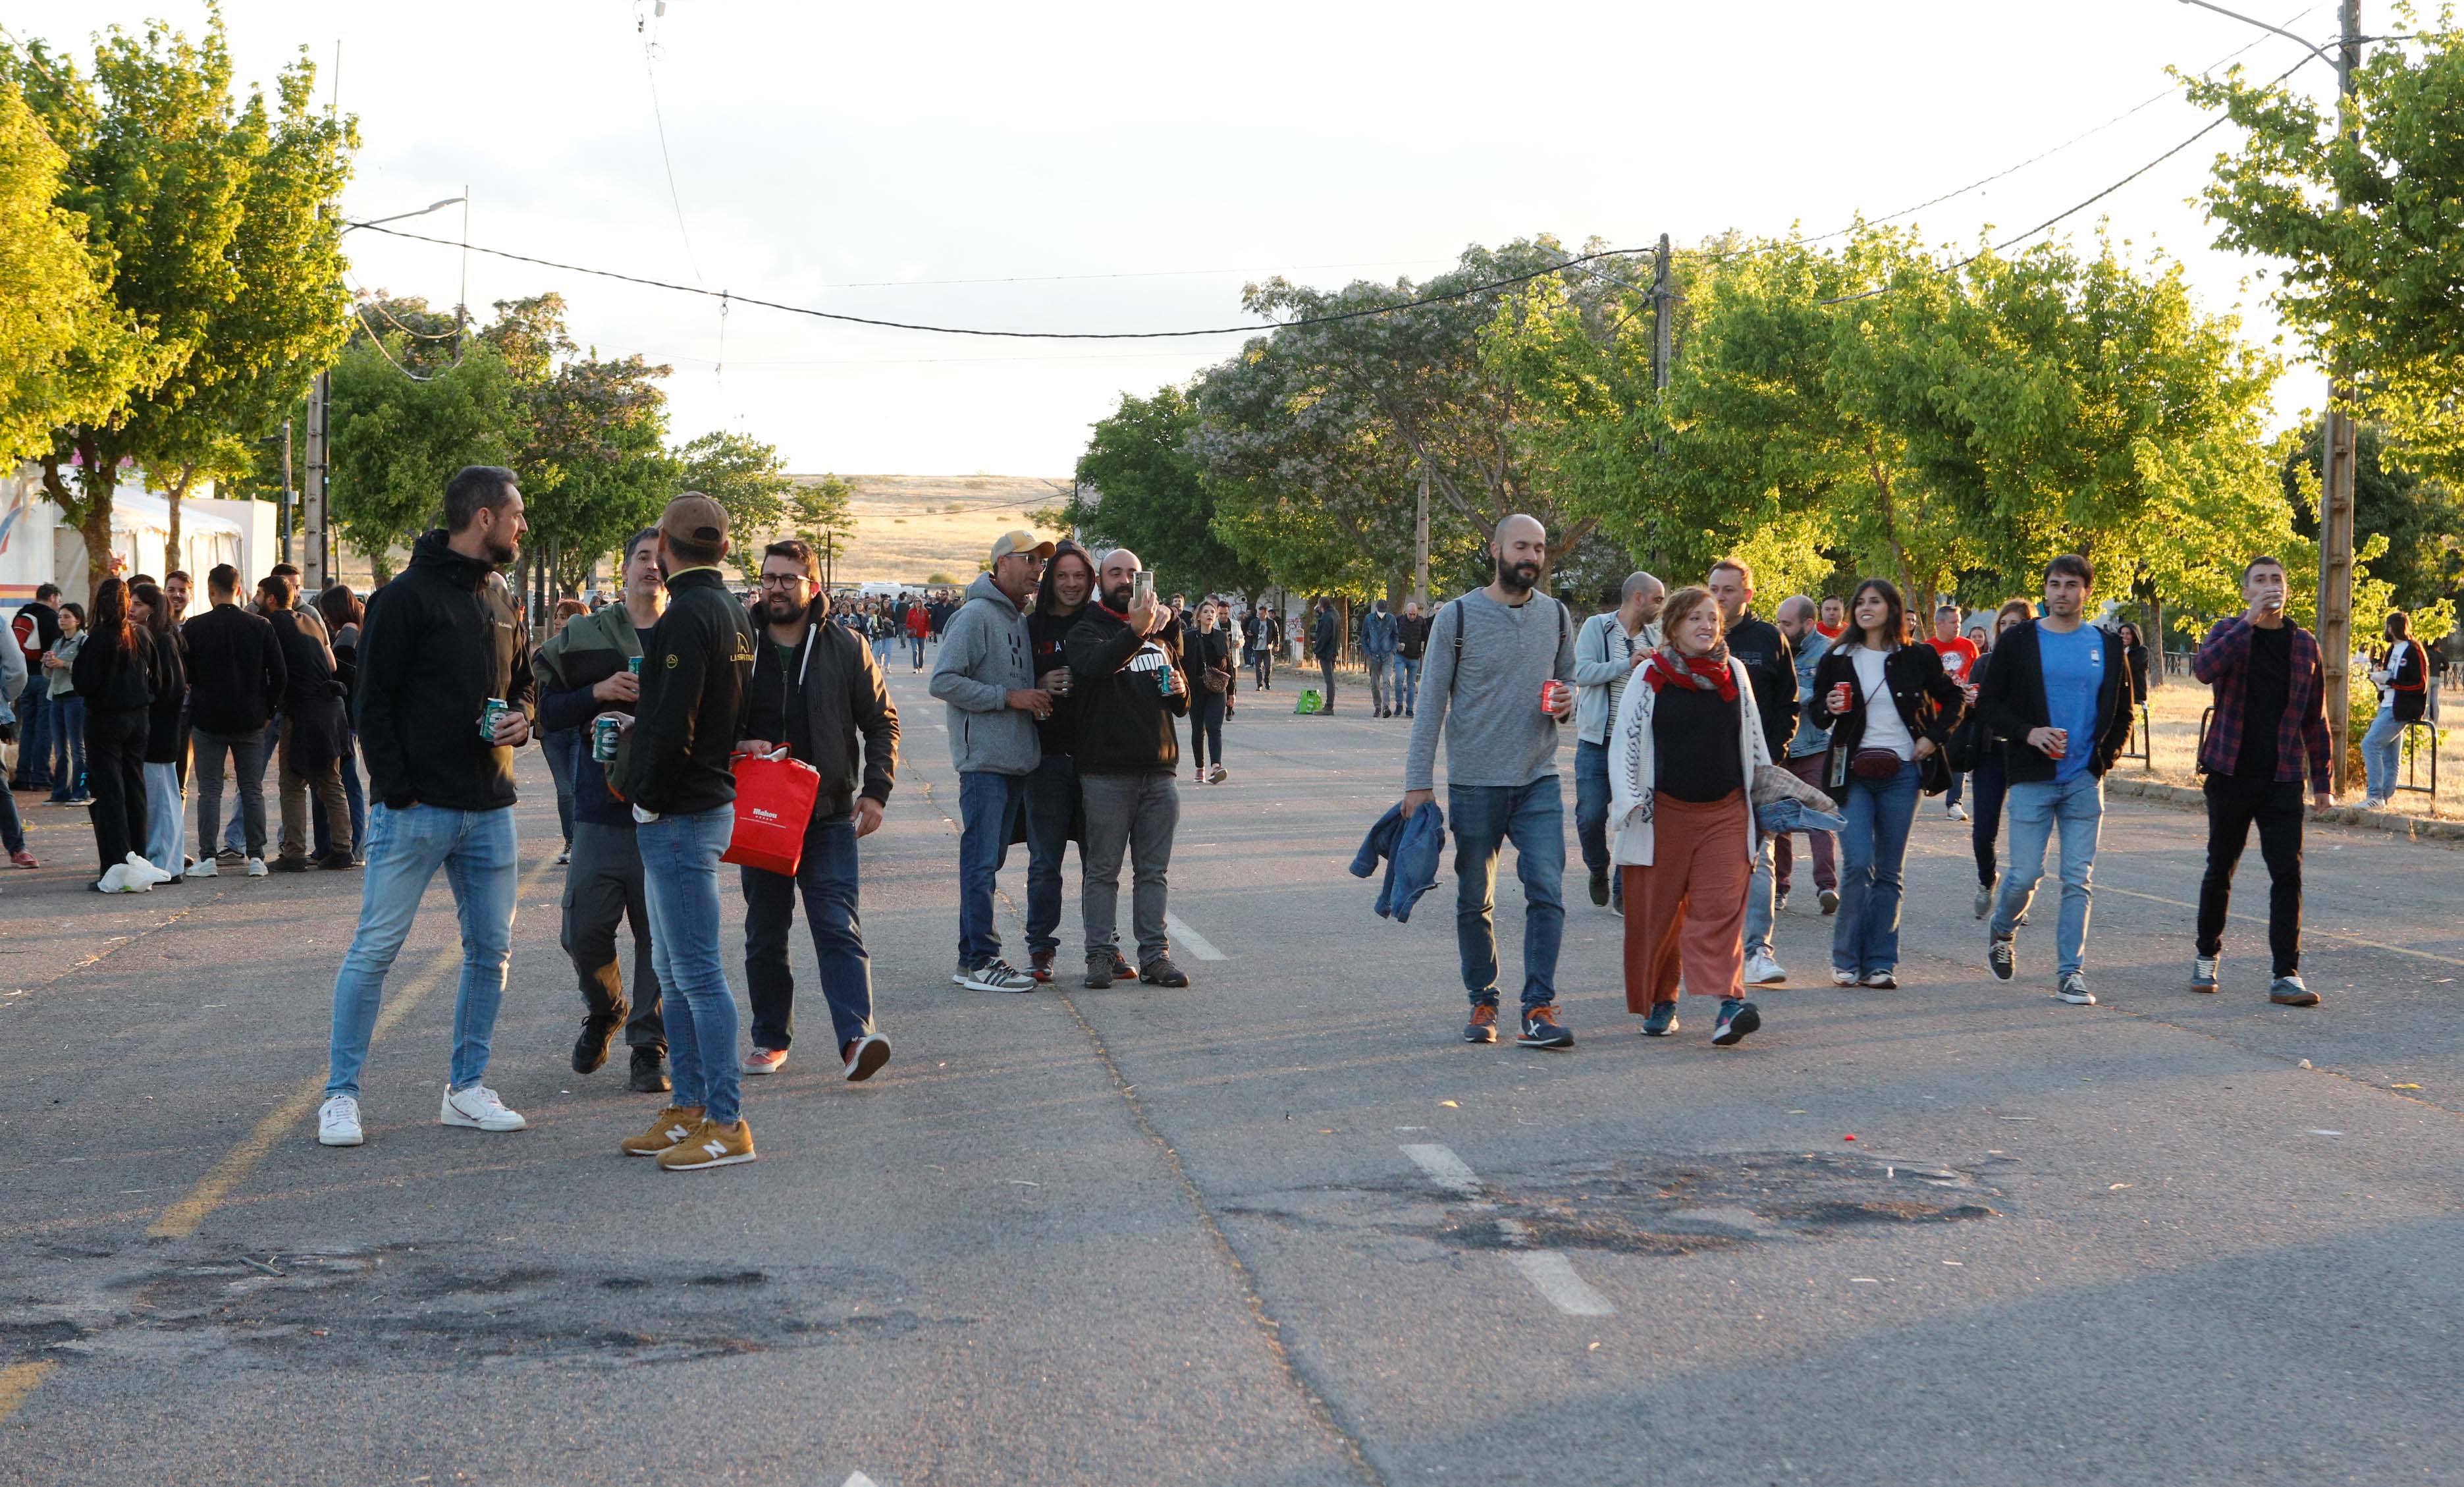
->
[1351,799,1446,923]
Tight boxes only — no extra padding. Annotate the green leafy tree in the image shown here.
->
[0,76,153,464]
[787,474,857,585]
[1066,384,1268,600]
[326,335,516,578]
[14,16,354,597]
[676,429,793,558]
[2282,419,2464,611]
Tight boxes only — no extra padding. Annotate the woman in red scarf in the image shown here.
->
[1605,586,1769,1046]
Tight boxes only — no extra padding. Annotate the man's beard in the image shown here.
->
[1106,583,1134,610]
[485,535,518,567]
[1498,560,1540,594]
[764,593,804,624]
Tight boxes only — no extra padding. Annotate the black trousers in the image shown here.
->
[1190,691,1225,771]
[85,708,148,871]
[561,821,665,1050]
[2197,772,2304,975]
[1969,751,2008,887]
[1318,655,1336,706]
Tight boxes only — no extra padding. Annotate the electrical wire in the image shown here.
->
[633,0,707,289]
[351,286,459,340]
[342,219,1655,340]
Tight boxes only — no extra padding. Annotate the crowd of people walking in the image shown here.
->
[0,464,2423,1177]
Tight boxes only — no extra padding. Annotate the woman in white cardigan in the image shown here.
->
[1607,587,1770,1046]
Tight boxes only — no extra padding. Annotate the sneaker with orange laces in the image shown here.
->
[1463,1002,1499,1044]
[1516,1004,1574,1050]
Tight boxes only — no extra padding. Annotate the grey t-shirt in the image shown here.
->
[1403,589,1576,792]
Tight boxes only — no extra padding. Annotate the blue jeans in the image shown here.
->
[1744,832,1777,959]
[12,681,49,790]
[1572,738,1622,909]
[325,803,519,1100]
[47,694,86,799]
[741,811,869,1054]
[2361,708,2407,799]
[638,805,741,1125]
[1831,759,1921,976]
[1023,753,1079,958]
[1992,772,2104,979]
[957,769,1025,967]
[313,729,367,860]
[1395,655,1421,713]
[1448,777,1565,1010]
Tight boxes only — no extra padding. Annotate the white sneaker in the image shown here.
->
[186,856,219,878]
[959,959,1039,993]
[1744,952,1787,987]
[246,855,269,878]
[1947,802,1970,821]
[439,1084,528,1131]
[124,852,174,885]
[319,1095,364,1147]
[1831,968,1859,987]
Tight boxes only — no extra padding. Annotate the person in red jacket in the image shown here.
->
[903,595,930,670]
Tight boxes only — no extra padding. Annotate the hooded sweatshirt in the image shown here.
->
[927,570,1039,776]
[1063,602,1186,775]
[356,529,534,813]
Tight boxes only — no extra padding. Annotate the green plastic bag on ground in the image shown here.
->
[1293,688,1322,715]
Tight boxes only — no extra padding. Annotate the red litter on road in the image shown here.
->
[1843,1135,1858,1142]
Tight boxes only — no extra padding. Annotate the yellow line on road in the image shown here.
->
[0,1361,57,1426]
[147,857,557,1240]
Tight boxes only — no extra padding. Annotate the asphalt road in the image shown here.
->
[4,664,2462,1486]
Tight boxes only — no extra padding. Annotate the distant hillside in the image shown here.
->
[782,473,1073,585]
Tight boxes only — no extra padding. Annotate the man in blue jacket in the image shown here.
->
[1360,599,1400,717]
[1979,554,2134,1006]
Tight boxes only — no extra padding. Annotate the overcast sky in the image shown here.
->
[24,1,2353,476]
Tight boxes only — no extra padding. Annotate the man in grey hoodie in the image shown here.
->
[929,530,1053,992]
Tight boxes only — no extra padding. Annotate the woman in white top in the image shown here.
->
[1807,579,1968,988]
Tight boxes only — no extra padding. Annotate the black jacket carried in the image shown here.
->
[181,601,287,736]
[1809,640,1969,793]
[142,629,188,765]
[1976,619,2133,784]
[615,566,755,816]
[357,529,535,813]
[1063,603,1187,775]
[271,608,349,772]
[743,592,899,823]
[1726,612,1798,761]
[70,626,158,713]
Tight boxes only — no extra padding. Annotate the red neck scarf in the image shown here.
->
[1640,648,1738,701]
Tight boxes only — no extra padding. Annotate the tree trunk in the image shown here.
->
[2145,578,2164,691]
[81,487,118,605]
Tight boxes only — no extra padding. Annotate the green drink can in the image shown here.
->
[592,715,622,763]
[479,697,510,742]
[627,655,643,676]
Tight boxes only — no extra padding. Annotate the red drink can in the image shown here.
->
[1541,679,1570,715]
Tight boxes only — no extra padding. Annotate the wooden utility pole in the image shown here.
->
[1412,460,1430,607]
[304,369,330,591]
[2317,0,2362,793]
[1651,232,1674,391]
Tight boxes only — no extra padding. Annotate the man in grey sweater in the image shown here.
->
[928,531,1053,992]
[1401,514,1579,1050]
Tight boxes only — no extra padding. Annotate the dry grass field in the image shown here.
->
[784,472,1073,585]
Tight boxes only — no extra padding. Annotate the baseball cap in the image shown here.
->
[988,529,1056,564]
[658,492,728,548]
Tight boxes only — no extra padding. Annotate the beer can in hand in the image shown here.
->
[479,698,510,742]
[592,714,622,763]
[1540,679,1570,715]
[626,655,643,676]
[1046,665,1073,697]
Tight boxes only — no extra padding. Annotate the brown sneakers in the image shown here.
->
[657,1117,757,1172]
[620,1105,704,1157]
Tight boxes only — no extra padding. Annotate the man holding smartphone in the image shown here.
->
[1977,555,2133,1004]
[1065,550,1192,988]
[2189,556,2334,1006]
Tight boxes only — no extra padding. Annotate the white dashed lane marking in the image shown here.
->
[1399,1143,1617,1316]
[1164,912,1227,961]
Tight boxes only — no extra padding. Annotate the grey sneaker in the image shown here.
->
[1988,935,2016,981]
[2191,956,2220,994]
[1973,880,1995,919]
[2055,972,2096,1005]
[959,959,1038,993]
[2269,974,2319,1007]
[1138,956,1191,988]
[1084,954,1115,989]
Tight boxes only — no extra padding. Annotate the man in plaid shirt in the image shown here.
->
[2189,555,2334,1008]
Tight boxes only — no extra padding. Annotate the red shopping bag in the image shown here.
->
[721,749,821,875]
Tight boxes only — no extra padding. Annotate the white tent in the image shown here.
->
[51,489,246,589]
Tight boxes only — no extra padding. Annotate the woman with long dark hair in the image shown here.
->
[2116,620,2151,706]
[1187,599,1237,784]
[315,583,369,863]
[42,601,88,803]
[71,578,167,892]
[1808,578,1968,987]
[1023,541,1096,982]
[1967,599,2035,918]
[132,581,188,879]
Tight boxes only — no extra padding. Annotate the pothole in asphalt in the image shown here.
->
[6,1243,958,1372]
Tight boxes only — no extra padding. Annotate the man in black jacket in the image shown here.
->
[1065,547,1192,989]
[182,564,286,877]
[261,574,352,873]
[1311,599,1340,713]
[734,539,899,1083]
[611,492,759,1171]
[1710,558,1800,988]
[1977,554,2133,1005]
[319,467,535,1150]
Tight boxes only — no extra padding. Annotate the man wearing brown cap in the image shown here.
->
[928,529,1052,992]
[613,492,761,1170]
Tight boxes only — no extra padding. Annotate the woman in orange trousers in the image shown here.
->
[1605,586,1770,1046]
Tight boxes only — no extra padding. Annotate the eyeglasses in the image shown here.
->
[759,574,813,588]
